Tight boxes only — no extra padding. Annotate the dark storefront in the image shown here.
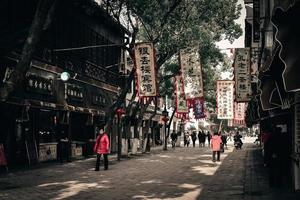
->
[0,0,126,168]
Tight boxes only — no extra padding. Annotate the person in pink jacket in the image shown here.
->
[211,132,222,162]
[94,128,110,171]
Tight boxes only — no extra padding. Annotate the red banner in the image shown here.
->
[175,75,189,114]
[0,143,7,167]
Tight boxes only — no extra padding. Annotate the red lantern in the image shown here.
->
[162,116,169,123]
[116,108,125,118]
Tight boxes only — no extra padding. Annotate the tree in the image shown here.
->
[104,0,242,137]
[0,0,57,100]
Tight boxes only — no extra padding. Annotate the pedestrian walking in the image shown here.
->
[198,130,203,147]
[211,132,222,162]
[94,128,110,171]
[170,131,178,148]
[201,131,206,147]
[221,133,228,150]
[206,131,211,146]
[58,131,71,163]
[184,132,190,147]
[191,131,197,147]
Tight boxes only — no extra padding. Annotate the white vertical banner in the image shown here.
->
[179,47,204,99]
[134,42,157,97]
[234,102,246,121]
[234,48,252,102]
[217,80,234,119]
[175,75,189,113]
[250,47,259,83]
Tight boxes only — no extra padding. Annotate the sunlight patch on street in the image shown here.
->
[141,179,163,184]
[191,147,234,175]
[38,180,111,200]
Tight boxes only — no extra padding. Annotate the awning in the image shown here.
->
[6,99,105,116]
[258,43,293,109]
[259,75,280,111]
[272,1,300,92]
[273,0,299,11]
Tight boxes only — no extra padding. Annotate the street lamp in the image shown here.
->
[162,106,169,150]
[60,72,70,82]
[116,107,125,161]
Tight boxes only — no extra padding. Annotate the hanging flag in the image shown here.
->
[134,42,157,97]
[217,80,234,119]
[175,75,189,114]
[179,47,204,100]
[234,102,247,121]
[193,97,205,119]
[234,48,252,102]
[250,47,260,83]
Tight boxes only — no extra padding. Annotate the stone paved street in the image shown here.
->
[1,139,300,200]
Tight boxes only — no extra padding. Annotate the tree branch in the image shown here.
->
[0,0,56,101]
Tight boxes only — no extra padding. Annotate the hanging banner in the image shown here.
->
[253,0,260,43]
[217,80,234,119]
[179,47,204,100]
[250,47,259,83]
[193,97,205,119]
[175,75,189,114]
[134,42,157,97]
[234,102,246,121]
[234,48,252,102]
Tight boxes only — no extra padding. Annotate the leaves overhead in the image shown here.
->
[103,0,242,111]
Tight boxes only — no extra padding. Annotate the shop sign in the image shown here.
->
[234,48,252,102]
[92,91,107,106]
[217,81,234,119]
[65,83,84,101]
[175,75,189,114]
[134,42,157,97]
[179,47,204,99]
[26,74,53,95]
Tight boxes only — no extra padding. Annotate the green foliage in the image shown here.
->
[159,62,180,98]
[104,0,242,111]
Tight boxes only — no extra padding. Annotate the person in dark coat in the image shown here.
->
[198,130,203,147]
[267,127,290,188]
[184,132,190,147]
[206,131,211,146]
[221,134,228,149]
[201,131,206,147]
[191,131,197,147]
[59,131,71,163]
[170,131,178,148]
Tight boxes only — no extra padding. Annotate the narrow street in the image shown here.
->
[1,139,299,200]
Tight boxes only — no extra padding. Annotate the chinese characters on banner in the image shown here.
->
[179,47,204,100]
[217,81,234,119]
[175,75,189,114]
[234,102,246,121]
[134,43,157,97]
[234,48,252,102]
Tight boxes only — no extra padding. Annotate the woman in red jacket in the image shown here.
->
[94,128,110,171]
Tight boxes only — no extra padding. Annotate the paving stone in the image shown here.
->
[0,139,300,199]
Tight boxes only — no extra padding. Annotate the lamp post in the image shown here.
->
[162,106,169,150]
[116,107,125,161]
